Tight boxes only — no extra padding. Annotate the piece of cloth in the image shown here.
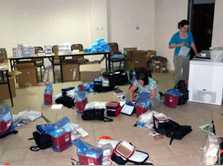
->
[169,31,194,56]
[173,56,190,83]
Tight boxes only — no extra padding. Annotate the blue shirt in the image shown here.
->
[137,77,160,101]
[169,31,194,56]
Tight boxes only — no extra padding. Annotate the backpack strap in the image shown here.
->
[103,116,113,122]
[30,146,40,152]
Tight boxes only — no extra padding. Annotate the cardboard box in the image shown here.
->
[16,62,37,87]
[80,71,101,82]
[62,63,79,82]
[127,50,156,70]
[79,64,101,82]
[0,77,16,100]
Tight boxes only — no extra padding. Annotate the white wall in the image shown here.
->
[108,0,155,51]
[155,0,188,70]
[212,0,223,47]
[0,0,108,57]
[90,0,108,41]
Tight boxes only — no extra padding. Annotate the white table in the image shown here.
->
[188,59,223,105]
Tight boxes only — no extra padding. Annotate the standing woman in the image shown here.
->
[169,19,198,84]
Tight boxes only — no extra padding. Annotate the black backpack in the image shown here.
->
[175,80,189,105]
[81,109,113,122]
[30,131,52,151]
[153,116,192,145]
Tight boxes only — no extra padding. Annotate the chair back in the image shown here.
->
[71,44,83,51]
[108,42,120,54]
[52,45,59,54]
[34,46,43,54]
[0,48,7,63]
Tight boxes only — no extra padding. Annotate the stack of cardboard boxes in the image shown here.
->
[126,50,156,70]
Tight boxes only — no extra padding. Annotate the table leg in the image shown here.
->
[6,71,14,107]
[51,57,56,83]
[60,57,64,82]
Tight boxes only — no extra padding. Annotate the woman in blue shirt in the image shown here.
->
[129,69,160,109]
[169,19,198,84]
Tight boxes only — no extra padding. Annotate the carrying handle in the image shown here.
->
[103,116,113,122]
[30,146,40,152]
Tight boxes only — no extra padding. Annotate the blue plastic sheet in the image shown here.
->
[84,38,110,53]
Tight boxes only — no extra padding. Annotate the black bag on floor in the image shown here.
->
[82,109,113,122]
[93,78,115,93]
[153,116,192,145]
[30,131,52,151]
[55,95,74,108]
[103,70,129,86]
[175,80,189,105]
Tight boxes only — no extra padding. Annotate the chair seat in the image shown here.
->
[111,54,125,61]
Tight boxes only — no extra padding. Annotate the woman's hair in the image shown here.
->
[135,68,152,86]
[178,19,189,29]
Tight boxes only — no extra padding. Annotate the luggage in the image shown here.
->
[106,101,121,117]
[164,89,182,108]
[0,106,17,138]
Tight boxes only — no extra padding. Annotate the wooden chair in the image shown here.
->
[0,48,7,63]
[33,46,44,82]
[70,44,86,64]
[52,45,61,65]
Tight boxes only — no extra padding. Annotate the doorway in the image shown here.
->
[188,0,215,53]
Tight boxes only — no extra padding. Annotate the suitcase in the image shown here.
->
[106,101,121,117]
[164,93,179,108]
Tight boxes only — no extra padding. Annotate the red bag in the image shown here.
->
[164,93,179,108]
[106,101,121,117]
[135,105,148,117]
[51,132,71,152]
[44,93,52,105]
[75,98,88,113]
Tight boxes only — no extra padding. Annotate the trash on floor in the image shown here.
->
[13,110,41,127]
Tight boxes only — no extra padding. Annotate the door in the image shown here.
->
[188,0,215,53]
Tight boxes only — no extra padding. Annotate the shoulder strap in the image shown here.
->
[103,116,113,122]
[30,146,40,152]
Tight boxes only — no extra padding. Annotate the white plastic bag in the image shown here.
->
[203,133,219,165]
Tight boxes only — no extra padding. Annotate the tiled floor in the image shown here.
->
[0,72,222,166]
